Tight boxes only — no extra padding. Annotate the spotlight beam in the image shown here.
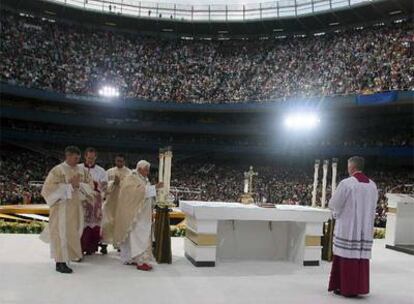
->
[284,112,320,130]
[99,85,120,97]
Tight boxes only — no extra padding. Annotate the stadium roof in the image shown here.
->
[2,0,413,38]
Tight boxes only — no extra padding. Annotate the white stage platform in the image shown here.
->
[0,235,413,304]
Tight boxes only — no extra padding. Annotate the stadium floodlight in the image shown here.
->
[98,86,120,97]
[284,112,320,130]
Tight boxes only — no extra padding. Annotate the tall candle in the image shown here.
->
[164,150,172,198]
[158,151,165,203]
[321,160,329,208]
[159,151,164,183]
[331,159,338,194]
[311,160,320,207]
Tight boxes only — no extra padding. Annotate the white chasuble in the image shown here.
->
[40,162,94,262]
[115,171,156,264]
[102,166,131,244]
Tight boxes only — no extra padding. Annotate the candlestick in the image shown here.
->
[158,149,165,203]
[159,150,164,183]
[311,160,320,207]
[321,160,329,208]
[331,158,338,194]
[163,149,172,200]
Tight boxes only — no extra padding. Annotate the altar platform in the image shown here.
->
[0,234,413,304]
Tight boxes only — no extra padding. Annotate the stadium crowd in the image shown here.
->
[1,11,413,103]
[0,151,55,205]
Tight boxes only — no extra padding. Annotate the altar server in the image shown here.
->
[79,147,108,255]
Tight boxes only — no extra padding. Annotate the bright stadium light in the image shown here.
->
[284,112,320,130]
[98,86,120,97]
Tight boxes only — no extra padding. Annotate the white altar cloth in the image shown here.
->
[180,201,331,267]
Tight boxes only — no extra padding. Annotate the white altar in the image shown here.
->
[180,201,331,267]
[385,193,414,255]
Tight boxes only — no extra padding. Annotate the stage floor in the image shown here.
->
[0,235,413,304]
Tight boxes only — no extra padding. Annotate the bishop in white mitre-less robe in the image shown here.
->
[113,160,161,271]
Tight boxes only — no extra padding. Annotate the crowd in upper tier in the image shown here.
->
[0,11,413,104]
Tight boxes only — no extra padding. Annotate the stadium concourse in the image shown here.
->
[0,235,413,304]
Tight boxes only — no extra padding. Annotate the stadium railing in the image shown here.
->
[46,0,376,22]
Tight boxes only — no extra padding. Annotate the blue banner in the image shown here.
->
[356,91,398,105]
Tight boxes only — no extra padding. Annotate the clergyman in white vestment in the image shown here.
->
[40,146,94,274]
[328,156,378,297]
[79,147,108,255]
[113,160,163,271]
[102,154,131,246]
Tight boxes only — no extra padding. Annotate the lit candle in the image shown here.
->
[311,160,320,207]
[163,150,172,199]
[158,150,165,203]
[159,151,164,183]
[321,160,329,208]
[331,159,338,194]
